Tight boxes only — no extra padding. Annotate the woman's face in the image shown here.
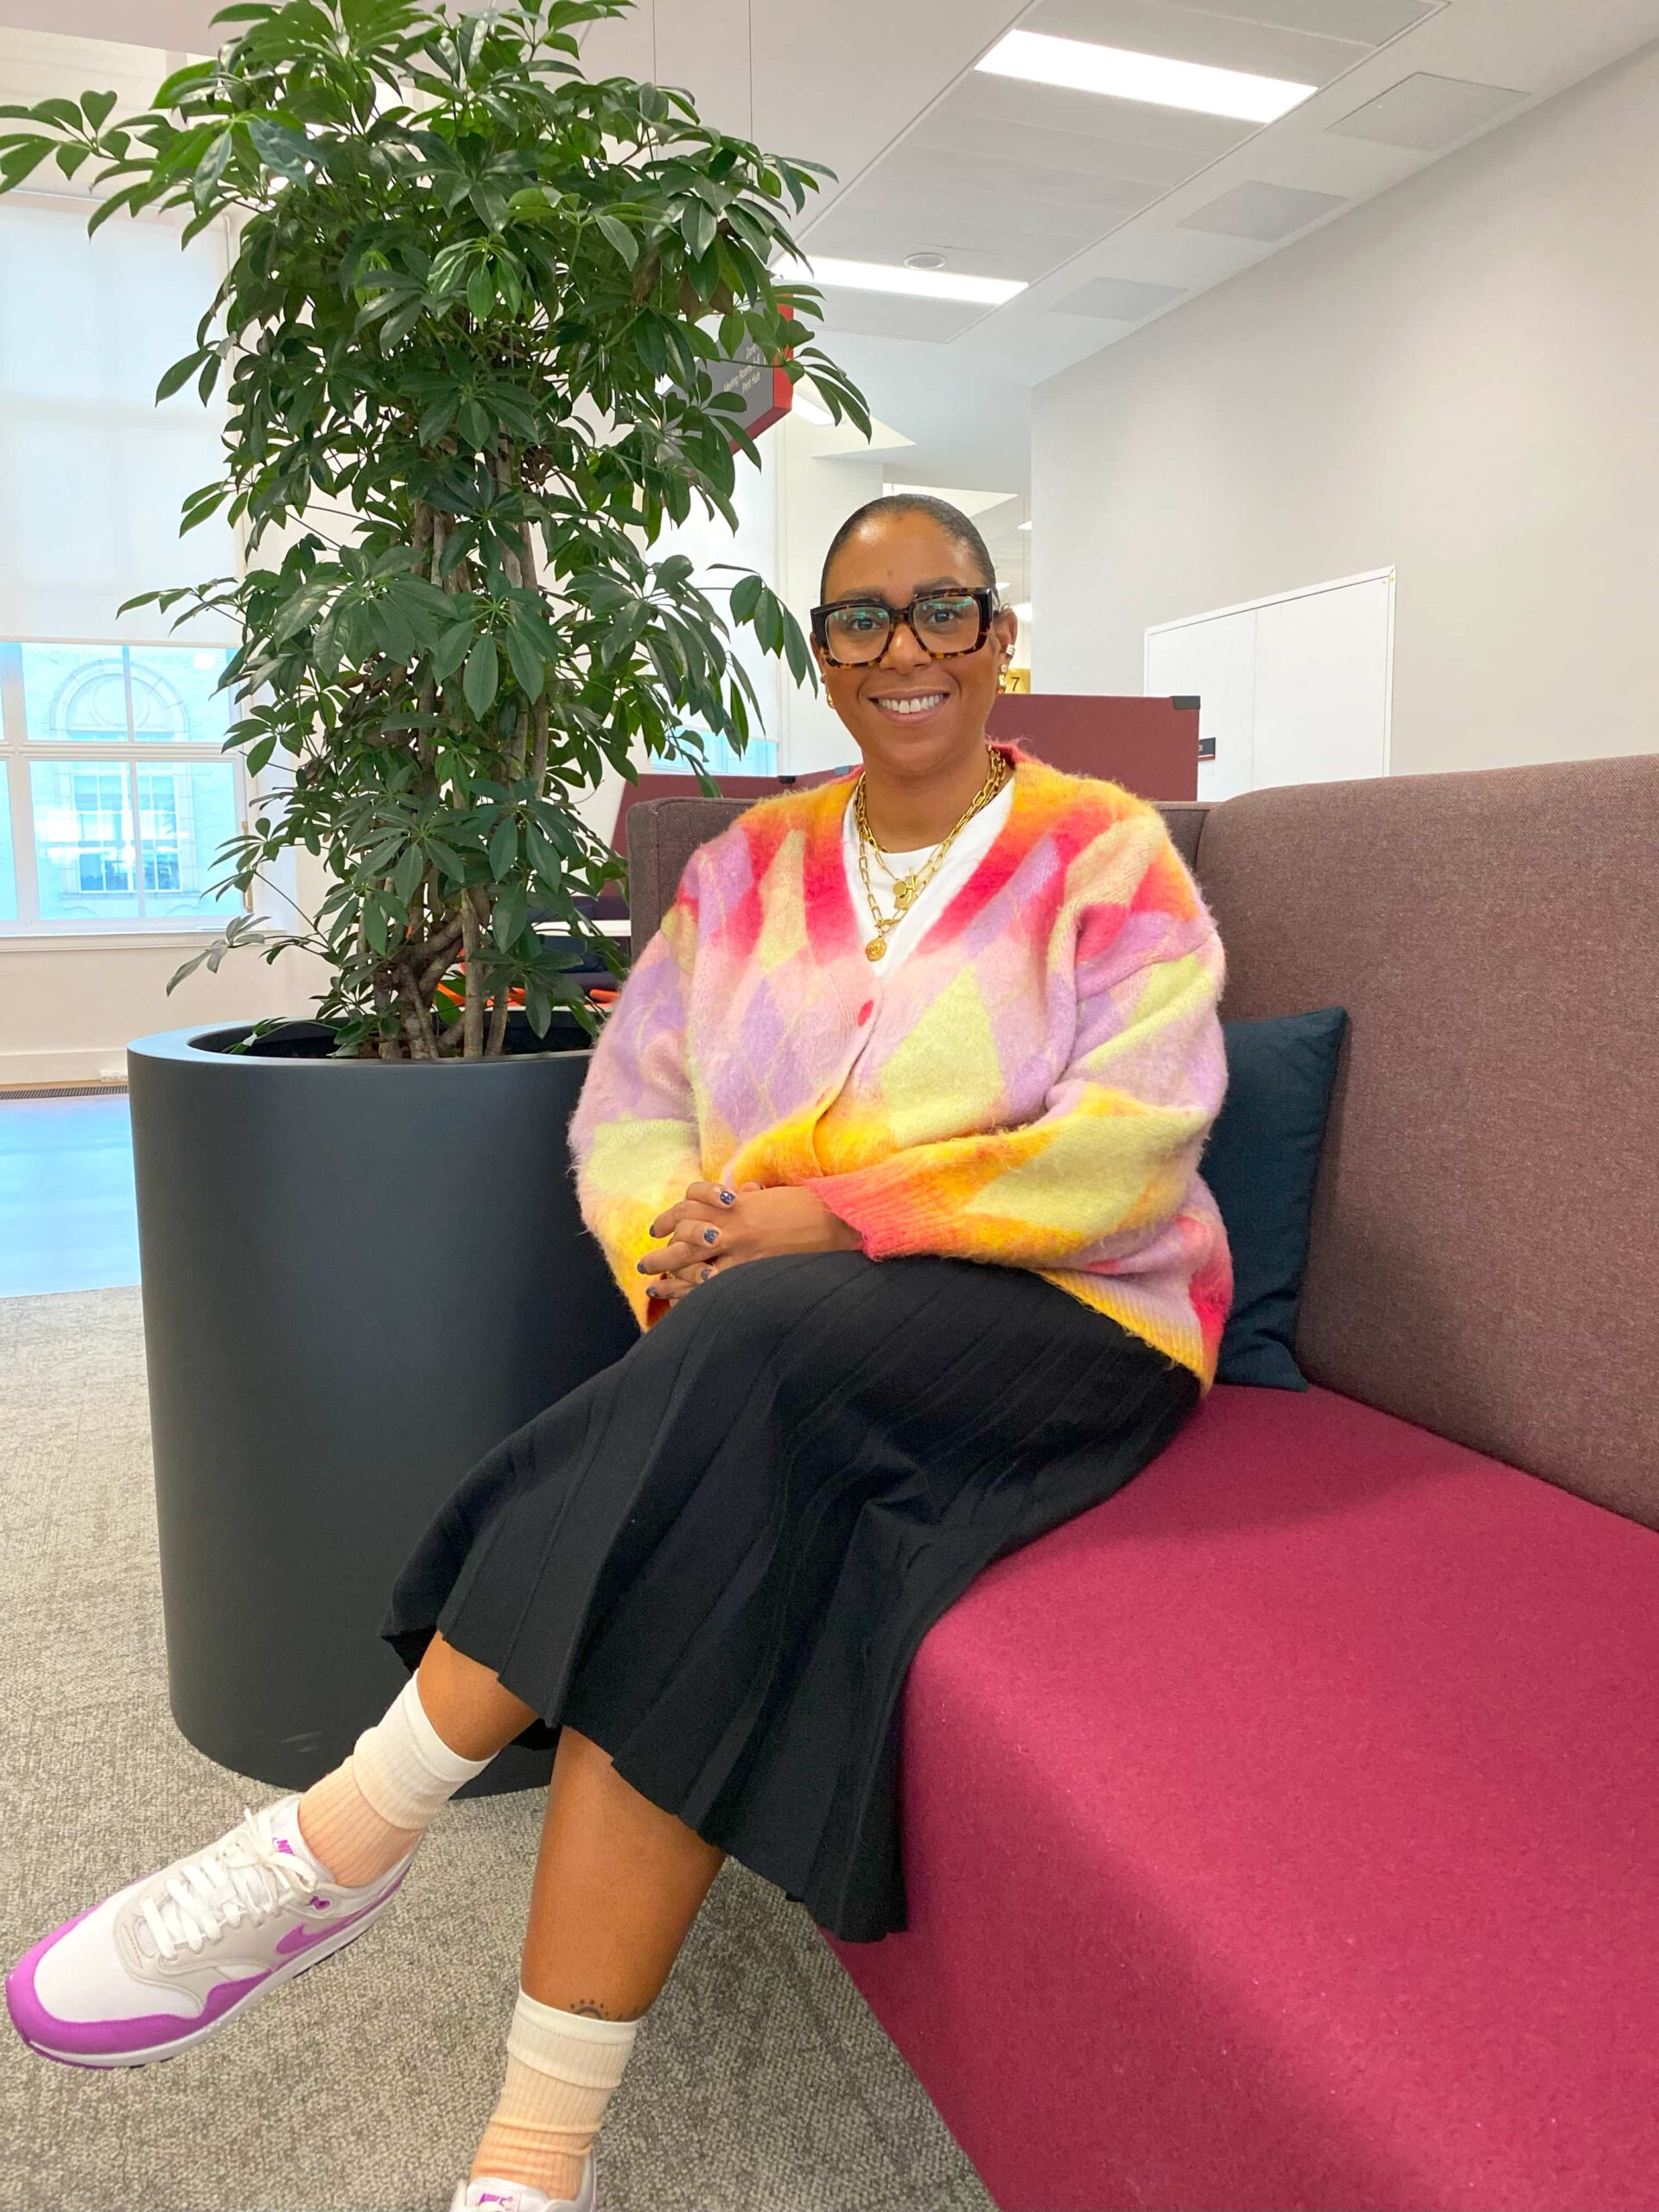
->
[816,511,1018,781]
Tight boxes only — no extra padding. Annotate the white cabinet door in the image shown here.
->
[1146,569,1393,797]
[1251,575,1392,791]
[1145,607,1255,802]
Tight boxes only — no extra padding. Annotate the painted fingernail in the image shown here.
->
[701,1266,714,1281]
[646,1285,666,1299]
[636,1259,649,1272]
[702,1226,719,1244]
[717,1188,736,1205]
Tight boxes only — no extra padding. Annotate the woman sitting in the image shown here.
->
[8,493,1232,2212]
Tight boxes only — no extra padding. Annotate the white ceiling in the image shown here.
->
[4,0,1657,567]
[574,0,1659,388]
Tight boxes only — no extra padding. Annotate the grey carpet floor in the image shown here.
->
[0,1288,994,2212]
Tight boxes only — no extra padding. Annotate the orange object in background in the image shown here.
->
[435,963,618,1030]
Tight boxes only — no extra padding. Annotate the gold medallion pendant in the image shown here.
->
[865,936,887,963]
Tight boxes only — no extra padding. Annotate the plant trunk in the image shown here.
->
[460,889,485,1058]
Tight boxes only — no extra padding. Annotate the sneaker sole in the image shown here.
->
[9,1865,410,2070]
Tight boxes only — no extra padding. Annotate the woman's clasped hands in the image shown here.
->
[639,1179,862,1306]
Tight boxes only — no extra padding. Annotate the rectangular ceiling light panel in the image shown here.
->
[977,29,1316,124]
[774,254,1027,307]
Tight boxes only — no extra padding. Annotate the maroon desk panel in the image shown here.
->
[610,769,841,855]
[988,695,1199,801]
[608,699,1196,860]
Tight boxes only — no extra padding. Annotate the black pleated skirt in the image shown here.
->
[381,1250,1200,1941]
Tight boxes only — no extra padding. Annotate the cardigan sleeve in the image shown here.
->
[804,830,1227,1273]
[566,885,705,1332]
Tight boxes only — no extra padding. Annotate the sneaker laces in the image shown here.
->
[138,1804,319,1962]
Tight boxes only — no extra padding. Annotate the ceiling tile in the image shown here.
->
[1326,72,1529,152]
[1058,274,1191,321]
[877,142,1161,219]
[1185,0,1433,37]
[912,106,1211,191]
[944,70,1255,158]
[815,295,988,345]
[806,195,1093,284]
[1177,179,1349,239]
[1020,0,1376,86]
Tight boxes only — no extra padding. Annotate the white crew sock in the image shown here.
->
[353,1673,494,1828]
[296,1675,493,1885]
[471,1990,639,2201]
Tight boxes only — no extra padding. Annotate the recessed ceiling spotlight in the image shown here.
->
[904,251,947,270]
[977,29,1314,124]
[774,253,1027,307]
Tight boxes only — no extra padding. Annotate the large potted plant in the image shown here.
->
[0,0,866,1791]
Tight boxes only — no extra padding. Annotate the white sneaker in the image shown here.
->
[6,1794,414,2069]
[451,2164,596,2212]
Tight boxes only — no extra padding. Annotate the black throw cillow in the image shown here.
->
[1203,1007,1350,1390]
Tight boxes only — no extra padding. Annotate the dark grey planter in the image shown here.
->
[126,1020,638,1797]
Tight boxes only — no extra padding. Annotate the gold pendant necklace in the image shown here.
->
[855,750,1009,963]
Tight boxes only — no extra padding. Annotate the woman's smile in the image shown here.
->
[865,684,951,725]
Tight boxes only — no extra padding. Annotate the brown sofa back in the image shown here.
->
[623,758,1659,1529]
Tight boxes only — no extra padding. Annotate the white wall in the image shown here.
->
[772,412,883,774]
[0,161,302,1087]
[1032,40,1659,779]
[0,24,888,1083]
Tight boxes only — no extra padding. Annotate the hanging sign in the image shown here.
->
[707,304,793,446]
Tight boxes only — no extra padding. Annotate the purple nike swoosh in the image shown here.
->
[273,1871,410,1958]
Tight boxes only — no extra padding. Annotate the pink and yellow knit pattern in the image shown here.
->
[568,744,1234,1389]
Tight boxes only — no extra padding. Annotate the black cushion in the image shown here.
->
[1204,1008,1348,1390]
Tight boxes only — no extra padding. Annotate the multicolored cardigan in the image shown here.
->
[568,742,1234,1389]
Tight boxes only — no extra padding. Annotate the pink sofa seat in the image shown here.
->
[830,1383,1659,2212]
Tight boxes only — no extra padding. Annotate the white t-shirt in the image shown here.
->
[842,778,1014,977]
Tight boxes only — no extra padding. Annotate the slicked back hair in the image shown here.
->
[819,493,997,602]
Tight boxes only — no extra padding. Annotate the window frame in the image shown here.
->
[0,635,250,940]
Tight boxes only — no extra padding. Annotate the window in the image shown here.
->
[0,640,246,931]
[675,728,779,776]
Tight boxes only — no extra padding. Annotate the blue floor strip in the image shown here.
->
[0,1094,142,1296]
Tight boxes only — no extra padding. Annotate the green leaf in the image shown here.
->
[81,89,118,129]
[728,572,763,622]
[246,117,312,182]
[0,142,53,188]
[493,883,527,950]
[502,620,544,702]
[594,212,637,268]
[683,200,716,262]
[487,815,518,877]
[155,346,210,403]
[429,618,474,681]
[461,633,499,718]
[392,842,425,902]
[424,836,470,882]
[466,260,496,321]
[193,127,235,207]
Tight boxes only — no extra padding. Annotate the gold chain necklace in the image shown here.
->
[854,748,1011,963]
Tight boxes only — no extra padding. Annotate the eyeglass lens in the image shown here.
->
[823,593,983,664]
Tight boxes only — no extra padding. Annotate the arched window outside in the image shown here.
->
[0,640,244,930]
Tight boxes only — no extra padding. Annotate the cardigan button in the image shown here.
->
[856,1001,874,1025]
